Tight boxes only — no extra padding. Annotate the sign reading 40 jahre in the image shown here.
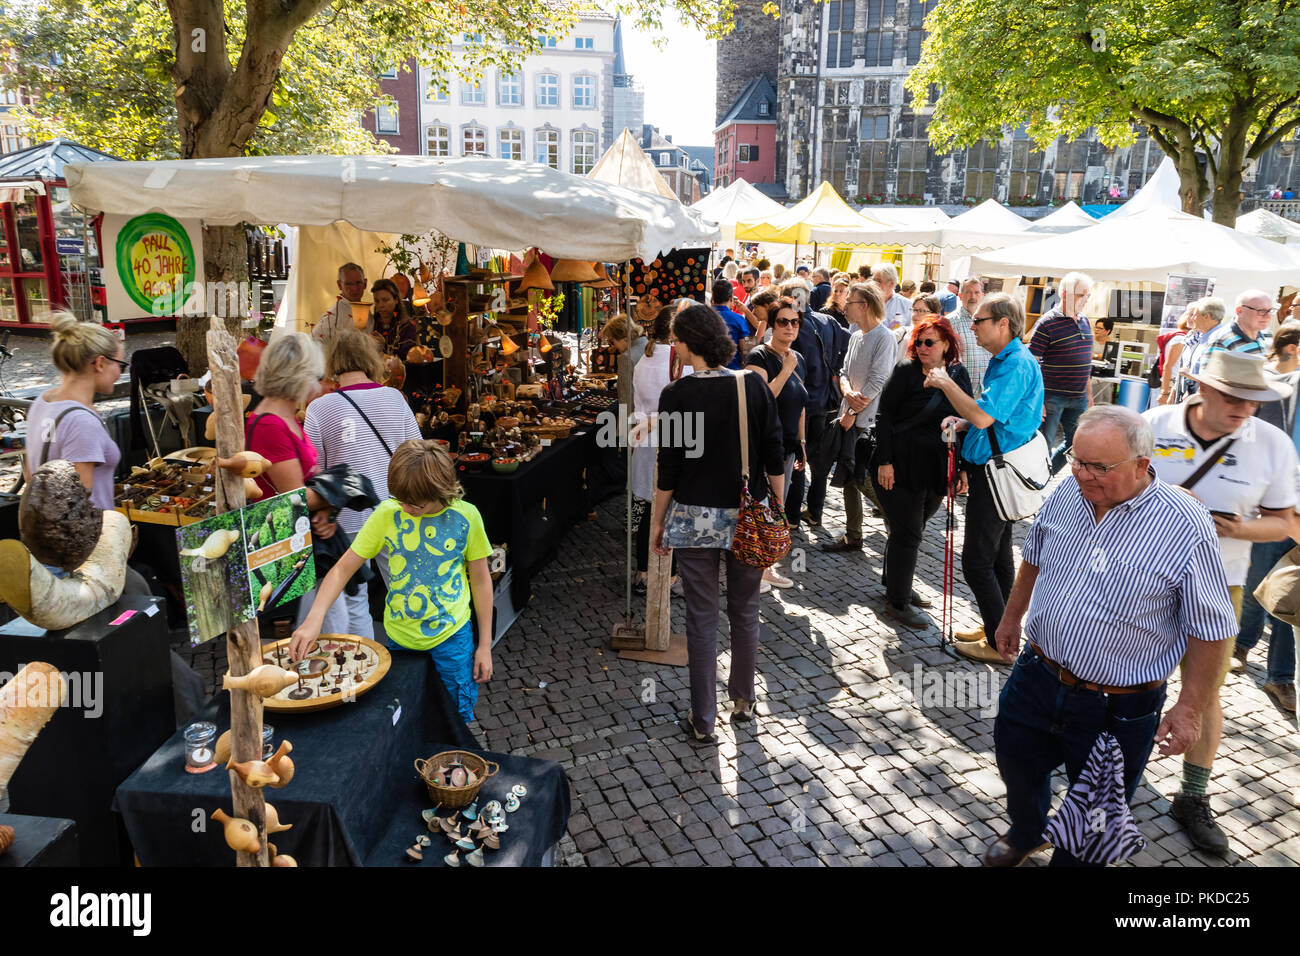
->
[114,212,197,313]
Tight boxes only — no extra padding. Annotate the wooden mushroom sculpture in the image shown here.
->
[1,662,66,801]
[215,451,272,479]
[222,664,298,698]
[271,854,298,867]
[0,824,13,857]
[266,740,295,788]
[211,809,261,854]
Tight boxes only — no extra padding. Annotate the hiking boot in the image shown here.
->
[884,601,931,629]
[680,711,716,746]
[730,698,756,723]
[1169,793,1230,855]
[1263,681,1297,713]
[821,535,862,553]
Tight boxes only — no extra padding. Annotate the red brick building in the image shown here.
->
[366,58,421,155]
[714,75,780,197]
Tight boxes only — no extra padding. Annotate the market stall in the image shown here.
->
[689,176,787,253]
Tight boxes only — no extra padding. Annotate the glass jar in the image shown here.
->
[262,724,275,759]
[183,721,218,773]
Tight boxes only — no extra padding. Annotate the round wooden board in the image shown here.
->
[259,634,392,714]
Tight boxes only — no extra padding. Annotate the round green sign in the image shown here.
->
[115,213,197,313]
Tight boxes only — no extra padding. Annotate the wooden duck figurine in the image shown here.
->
[272,854,298,867]
[266,740,295,788]
[226,757,281,788]
[222,664,298,699]
[211,809,261,853]
[215,451,272,478]
[263,802,293,834]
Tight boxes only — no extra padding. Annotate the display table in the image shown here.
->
[115,650,570,866]
[0,813,79,867]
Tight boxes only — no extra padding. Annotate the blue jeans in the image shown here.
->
[388,619,478,724]
[1238,539,1297,684]
[994,645,1167,867]
[1040,392,1089,475]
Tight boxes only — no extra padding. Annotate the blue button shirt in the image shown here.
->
[961,337,1045,465]
[715,305,749,370]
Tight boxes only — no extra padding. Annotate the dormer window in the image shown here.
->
[758,101,770,117]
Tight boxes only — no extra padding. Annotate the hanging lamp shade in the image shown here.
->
[350,301,372,329]
[455,242,472,276]
[517,257,554,292]
[539,333,554,353]
[548,258,600,283]
[584,261,617,289]
[393,274,411,298]
[411,282,431,306]
[500,333,520,356]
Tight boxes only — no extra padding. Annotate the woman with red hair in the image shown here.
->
[872,317,973,627]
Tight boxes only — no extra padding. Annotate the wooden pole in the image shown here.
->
[643,463,672,651]
[206,315,269,867]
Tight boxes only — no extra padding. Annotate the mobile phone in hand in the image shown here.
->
[1209,509,1239,521]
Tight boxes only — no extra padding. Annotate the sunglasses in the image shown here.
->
[971,316,995,326]
[774,317,801,327]
[915,338,941,348]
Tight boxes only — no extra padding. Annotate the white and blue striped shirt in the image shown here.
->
[1021,469,1237,686]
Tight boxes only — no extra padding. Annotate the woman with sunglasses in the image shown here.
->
[744,296,808,588]
[873,317,972,627]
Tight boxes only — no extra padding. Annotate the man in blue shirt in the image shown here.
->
[712,279,751,370]
[924,292,1045,663]
[937,278,960,315]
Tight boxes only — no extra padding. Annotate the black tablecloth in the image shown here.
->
[114,651,569,866]
[460,428,597,607]
[0,813,79,867]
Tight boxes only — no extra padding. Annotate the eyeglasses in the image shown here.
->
[773,317,801,328]
[1242,304,1278,315]
[971,316,994,326]
[1063,448,1139,477]
[102,356,129,372]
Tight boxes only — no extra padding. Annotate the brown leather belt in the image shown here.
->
[1028,642,1164,695]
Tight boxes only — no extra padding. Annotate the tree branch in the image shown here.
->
[1248,101,1300,159]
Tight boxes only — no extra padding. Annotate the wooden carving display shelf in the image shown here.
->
[258,634,392,713]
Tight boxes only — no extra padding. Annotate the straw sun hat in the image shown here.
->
[1181,350,1292,402]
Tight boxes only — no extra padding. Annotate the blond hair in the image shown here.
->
[254,330,324,403]
[601,313,642,345]
[48,310,120,375]
[326,329,387,382]
[388,439,463,510]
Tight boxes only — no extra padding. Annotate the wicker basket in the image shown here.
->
[415,750,499,809]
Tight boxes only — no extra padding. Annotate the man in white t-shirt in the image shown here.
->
[1143,350,1298,856]
[312,262,372,345]
[870,262,912,332]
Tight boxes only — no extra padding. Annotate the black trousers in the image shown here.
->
[786,411,830,526]
[631,496,675,577]
[877,481,943,608]
[961,463,1015,644]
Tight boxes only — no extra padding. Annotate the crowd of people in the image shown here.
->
[617,250,1300,866]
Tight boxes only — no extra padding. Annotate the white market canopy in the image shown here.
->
[1107,156,1183,220]
[736,181,890,245]
[971,205,1300,309]
[65,154,718,263]
[1024,201,1097,234]
[868,206,951,229]
[587,128,678,201]
[809,198,1030,250]
[1235,208,1300,244]
[690,177,786,229]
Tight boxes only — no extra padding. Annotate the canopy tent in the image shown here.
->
[807,198,1030,250]
[1024,201,1097,234]
[868,206,951,229]
[66,154,717,329]
[971,205,1300,312]
[691,178,785,227]
[735,181,890,245]
[1107,157,1183,220]
[587,128,678,201]
[1235,208,1300,245]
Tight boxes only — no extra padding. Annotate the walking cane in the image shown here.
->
[940,421,959,660]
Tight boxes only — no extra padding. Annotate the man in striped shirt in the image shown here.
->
[1028,271,1095,474]
[946,277,988,396]
[984,406,1237,867]
[1184,289,1276,388]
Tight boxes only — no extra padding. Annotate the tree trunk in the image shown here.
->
[1211,111,1251,227]
[176,225,247,376]
[1172,148,1209,217]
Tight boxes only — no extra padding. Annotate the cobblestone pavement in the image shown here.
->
[471,483,1300,868]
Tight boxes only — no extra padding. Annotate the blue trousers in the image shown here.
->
[388,619,478,723]
[1040,392,1089,475]
[994,645,1167,867]
[1237,539,1297,684]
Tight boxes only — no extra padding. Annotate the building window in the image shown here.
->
[463,33,481,44]
[825,0,855,68]
[965,140,999,200]
[1053,138,1088,200]
[738,144,760,163]
[758,100,770,117]
[573,74,596,109]
[575,36,594,50]
[573,130,597,175]
[498,72,522,106]
[876,80,891,104]
[538,35,557,47]
[379,67,398,80]
[824,80,852,106]
[660,152,671,166]
[375,104,399,135]
[859,113,890,140]
[463,126,487,157]
[820,108,852,195]
[537,73,559,107]
[426,125,450,157]
[499,128,523,161]
[863,0,892,68]
[426,82,450,103]
[1009,139,1045,200]
[461,79,485,105]
[856,112,889,197]
[536,128,559,168]
[907,0,932,66]
[897,142,929,197]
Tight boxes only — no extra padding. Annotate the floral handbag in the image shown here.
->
[729,371,791,568]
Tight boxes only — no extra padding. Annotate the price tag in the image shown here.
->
[159,495,171,503]
[391,705,402,726]
[144,602,160,617]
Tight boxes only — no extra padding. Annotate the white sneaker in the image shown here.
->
[759,580,772,594]
[763,567,794,588]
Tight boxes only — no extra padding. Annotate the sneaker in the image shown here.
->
[800,509,821,527]
[763,567,794,588]
[759,580,772,594]
[1169,793,1230,855]
[680,711,716,745]
[821,536,863,553]
[1230,645,1249,672]
[1263,681,1297,713]
[883,601,931,629]
[730,698,756,723]
[909,589,932,608]
[632,577,647,596]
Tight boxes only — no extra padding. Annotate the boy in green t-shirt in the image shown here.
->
[291,440,494,722]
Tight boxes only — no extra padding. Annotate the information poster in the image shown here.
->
[101,212,205,320]
[177,490,315,646]
[1160,274,1215,330]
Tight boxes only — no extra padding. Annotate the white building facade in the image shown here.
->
[418,13,617,175]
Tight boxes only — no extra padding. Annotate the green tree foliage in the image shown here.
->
[905,0,1300,224]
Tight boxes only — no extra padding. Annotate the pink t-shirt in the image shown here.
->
[246,412,318,500]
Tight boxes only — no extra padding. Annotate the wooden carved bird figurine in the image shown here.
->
[222,664,298,698]
[226,757,281,788]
